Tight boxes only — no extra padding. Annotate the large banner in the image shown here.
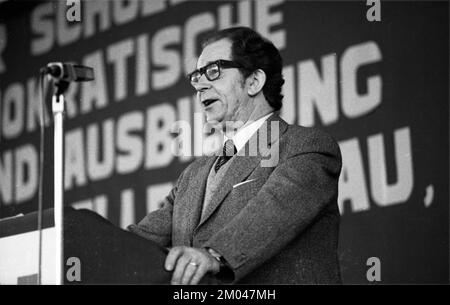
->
[0,0,448,283]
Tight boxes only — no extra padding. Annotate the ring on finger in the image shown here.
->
[188,261,199,267]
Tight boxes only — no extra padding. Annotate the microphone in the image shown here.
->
[40,62,94,82]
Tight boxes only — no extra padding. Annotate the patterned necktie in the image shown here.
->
[215,139,237,172]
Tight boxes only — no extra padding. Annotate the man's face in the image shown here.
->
[193,38,250,128]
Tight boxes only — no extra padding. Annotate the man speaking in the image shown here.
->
[128,27,342,284]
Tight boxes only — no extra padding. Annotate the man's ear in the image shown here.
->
[247,69,266,96]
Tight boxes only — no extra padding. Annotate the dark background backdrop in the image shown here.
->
[0,0,448,283]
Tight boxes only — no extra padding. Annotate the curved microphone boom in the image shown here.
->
[40,62,94,82]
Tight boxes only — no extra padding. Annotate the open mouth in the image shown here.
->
[202,99,218,107]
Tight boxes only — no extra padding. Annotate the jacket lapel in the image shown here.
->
[178,156,216,245]
[196,113,289,228]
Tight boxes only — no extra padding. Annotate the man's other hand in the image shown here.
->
[165,246,220,285]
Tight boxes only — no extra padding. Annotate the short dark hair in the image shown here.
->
[201,27,284,111]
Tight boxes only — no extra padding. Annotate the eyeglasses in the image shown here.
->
[188,60,243,84]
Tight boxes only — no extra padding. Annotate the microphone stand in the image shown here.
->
[51,80,69,285]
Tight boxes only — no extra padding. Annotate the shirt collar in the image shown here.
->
[224,112,274,152]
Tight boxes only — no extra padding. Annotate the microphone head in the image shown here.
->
[46,62,64,78]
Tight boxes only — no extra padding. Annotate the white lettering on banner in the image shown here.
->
[72,198,91,210]
[30,1,169,55]
[2,83,25,140]
[120,188,135,228]
[0,78,50,140]
[341,41,382,118]
[280,65,295,124]
[30,3,54,56]
[81,51,109,114]
[0,150,12,205]
[152,26,182,90]
[277,40,382,127]
[83,0,111,38]
[142,0,167,17]
[26,77,50,133]
[70,182,176,227]
[64,128,86,190]
[145,103,176,170]
[368,127,413,206]
[71,194,108,218]
[0,145,38,206]
[87,119,115,181]
[0,24,6,73]
[116,111,144,175]
[69,182,178,225]
[93,194,108,217]
[107,38,134,102]
[28,0,285,61]
[255,0,286,50]
[169,0,190,5]
[113,0,139,25]
[58,1,81,46]
[147,182,173,213]
[64,82,80,119]
[135,34,150,96]
[184,12,216,74]
[338,138,370,214]
[60,100,193,192]
[15,145,38,203]
[338,127,413,214]
[218,0,251,29]
[298,54,338,127]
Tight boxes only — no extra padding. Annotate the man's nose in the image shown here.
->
[192,74,211,92]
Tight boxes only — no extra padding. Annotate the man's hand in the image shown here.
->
[165,246,221,285]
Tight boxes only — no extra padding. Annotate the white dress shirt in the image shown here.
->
[223,112,274,152]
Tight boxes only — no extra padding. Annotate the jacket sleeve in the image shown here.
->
[127,168,188,248]
[203,134,342,282]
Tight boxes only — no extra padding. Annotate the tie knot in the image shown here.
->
[215,139,237,173]
[222,139,237,157]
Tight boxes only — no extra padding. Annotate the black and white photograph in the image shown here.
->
[0,0,448,293]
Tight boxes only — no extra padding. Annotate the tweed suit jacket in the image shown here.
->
[129,113,342,284]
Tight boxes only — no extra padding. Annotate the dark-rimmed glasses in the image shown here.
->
[188,60,243,84]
